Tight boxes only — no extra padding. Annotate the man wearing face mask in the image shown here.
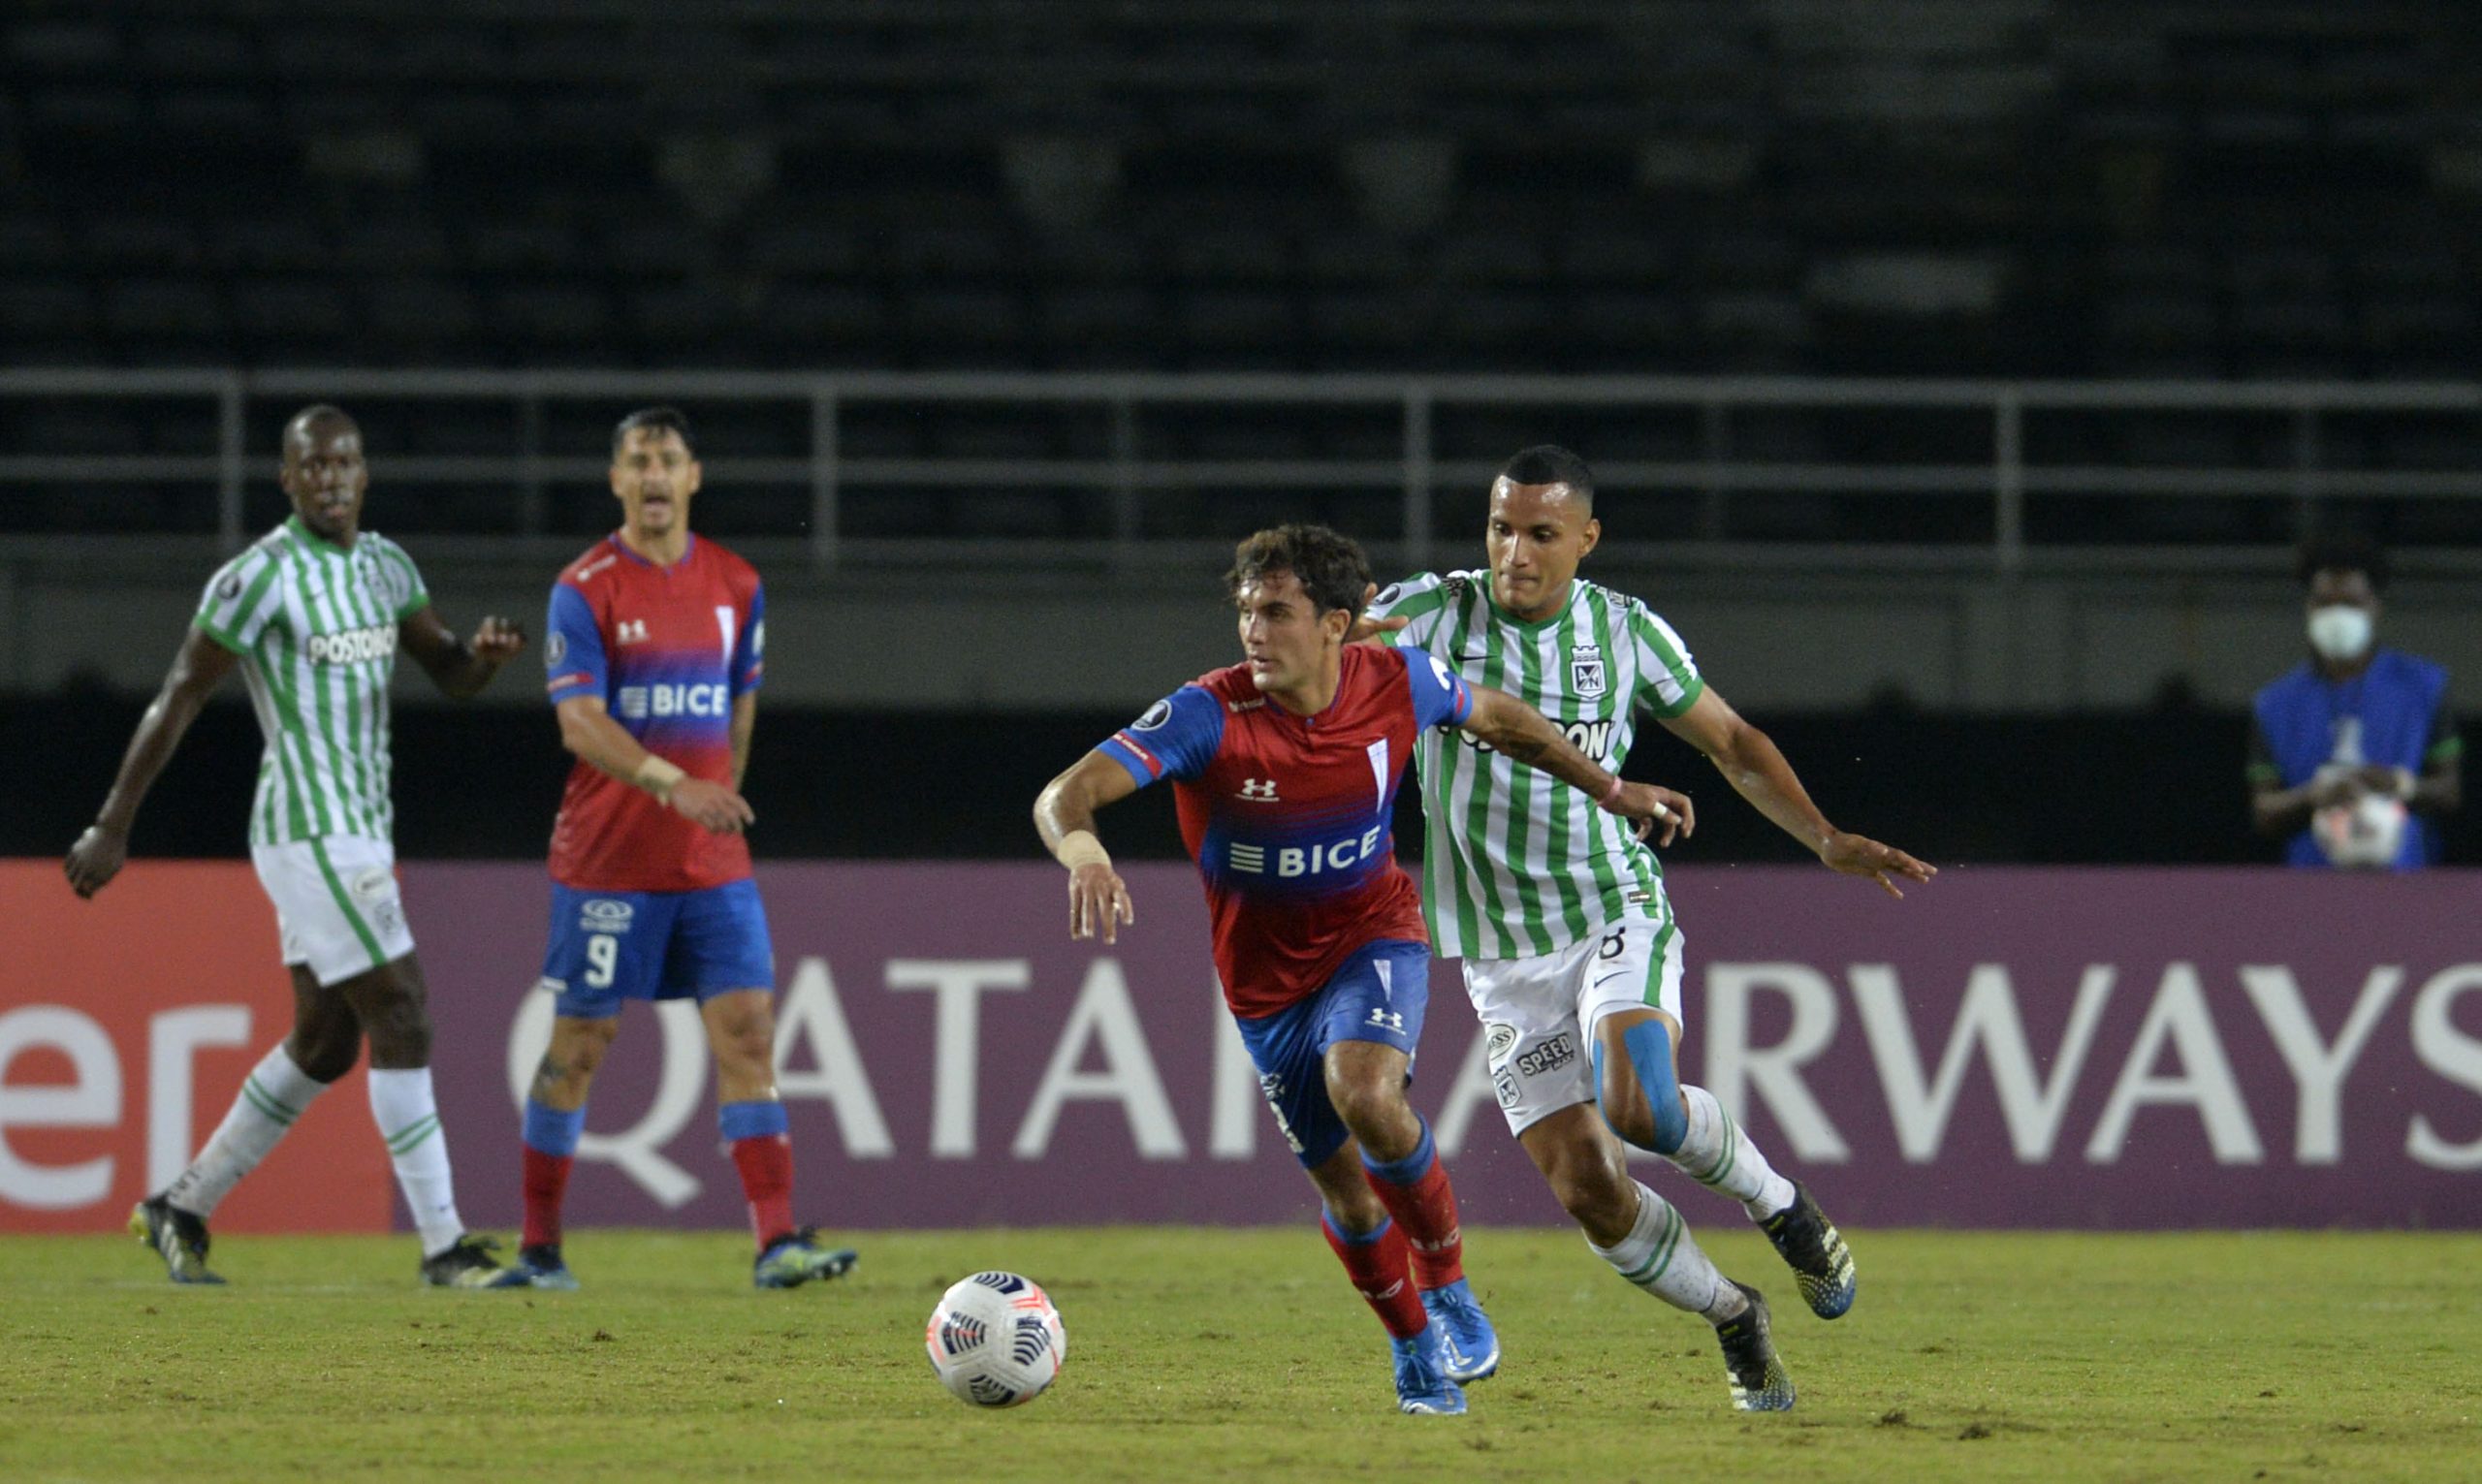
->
[2248,532,2463,868]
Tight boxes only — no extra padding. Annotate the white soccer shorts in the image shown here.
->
[248,836,415,987]
[1463,912,1684,1138]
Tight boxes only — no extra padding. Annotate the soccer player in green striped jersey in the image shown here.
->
[65,404,530,1289]
[1361,445,1935,1412]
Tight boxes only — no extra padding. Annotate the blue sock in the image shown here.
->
[524,1098,586,1157]
[719,1099,790,1143]
[1321,1208,1393,1246]
[1360,1117,1438,1187]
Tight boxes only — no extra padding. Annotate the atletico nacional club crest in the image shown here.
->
[1570,645,1607,699]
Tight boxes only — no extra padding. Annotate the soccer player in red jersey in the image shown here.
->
[1034,523,1686,1414]
[508,407,855,1290]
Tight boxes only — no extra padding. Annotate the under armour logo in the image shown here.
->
[1367,1007,1406,1032]
[616,619,650,645]
[1238,778,1279,801]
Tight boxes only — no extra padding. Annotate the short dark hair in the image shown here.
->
[1499,444,1594,510]
[2297,529,2388,592]
[1225,522,1373,617]
[282,403,359,447]
[613,405,696,459]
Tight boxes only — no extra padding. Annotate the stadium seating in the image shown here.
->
[2,1,2476,544]
[1,1,2466,374]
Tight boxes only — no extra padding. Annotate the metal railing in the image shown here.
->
[6,367,2480,575]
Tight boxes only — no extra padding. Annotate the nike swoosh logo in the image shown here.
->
[1589,972,1628,992]
[1458,652,1489,662]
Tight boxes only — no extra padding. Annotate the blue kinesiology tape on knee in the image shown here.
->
[1596,1020,1688,1154]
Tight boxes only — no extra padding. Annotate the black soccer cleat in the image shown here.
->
[419,1233,530,1289]
[129,1194,224,1285]
[1714,1281,1796,1413]
[1757,1182,1857,1319]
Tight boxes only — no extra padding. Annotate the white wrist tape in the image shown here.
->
[1057,830,1111,871]
[634,754,687,801]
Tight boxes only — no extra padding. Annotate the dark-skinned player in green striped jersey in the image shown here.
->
[1357,444,1934,1412]
[66,404,529,1290]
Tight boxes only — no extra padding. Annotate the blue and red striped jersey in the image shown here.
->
[1099,643,1473,1016]
[543,533,764,892]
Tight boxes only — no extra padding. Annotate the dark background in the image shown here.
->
[7,2,2477,868]
[9,2,2480,385]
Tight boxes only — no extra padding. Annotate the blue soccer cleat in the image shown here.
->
[1390,1326,1468,1415]
[510,1243,581,1292]
[752,1228,858,1290]
[1419,1278,1499,1381]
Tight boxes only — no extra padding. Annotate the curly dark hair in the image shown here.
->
[2297,529,2388,592]
[1225,522,1373,616]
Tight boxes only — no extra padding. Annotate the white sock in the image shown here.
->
[163,1045,329,1218]
[368,1067,464,1257]
[1588,1180,1746,1323]
[1670,1085,1797,1220]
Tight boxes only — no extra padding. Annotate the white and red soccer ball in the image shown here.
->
[925,1272,1066,1408]
[2314,793,2407,868]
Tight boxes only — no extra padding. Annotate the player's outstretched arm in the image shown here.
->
[1659,685,1936,899]
[400,606,525,699]
[1344,581,1413,646]
[1034,751,1140,944]
[66,627,238,898]
[554,695,754,834]
[1464,683,1694,846]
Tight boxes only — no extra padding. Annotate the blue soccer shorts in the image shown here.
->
[539,878,776,1021]
[1231,937,1431,1169]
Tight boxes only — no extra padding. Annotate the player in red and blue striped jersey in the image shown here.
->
[1034,523,1687,1415]
[511,407,855,1292]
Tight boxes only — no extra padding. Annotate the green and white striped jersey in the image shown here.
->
[192,515,430,846]
[1368,570,1704,960]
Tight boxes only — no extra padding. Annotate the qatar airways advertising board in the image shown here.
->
[3,862,2477,1232]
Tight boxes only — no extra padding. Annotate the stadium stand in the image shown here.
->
[2,1,2468,374]
[3,1,2478,548]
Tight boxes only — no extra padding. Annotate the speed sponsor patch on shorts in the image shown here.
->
[1513,1031,1577,1078]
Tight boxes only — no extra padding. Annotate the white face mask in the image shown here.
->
[2307,604,2373,663]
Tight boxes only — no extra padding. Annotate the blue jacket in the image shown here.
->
[2249,647,2455,868]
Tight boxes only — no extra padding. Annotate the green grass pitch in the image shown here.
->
[5,1226,2478,1482]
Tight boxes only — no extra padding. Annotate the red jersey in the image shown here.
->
[1098,644,1474,1016]
[542,533,765,893]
